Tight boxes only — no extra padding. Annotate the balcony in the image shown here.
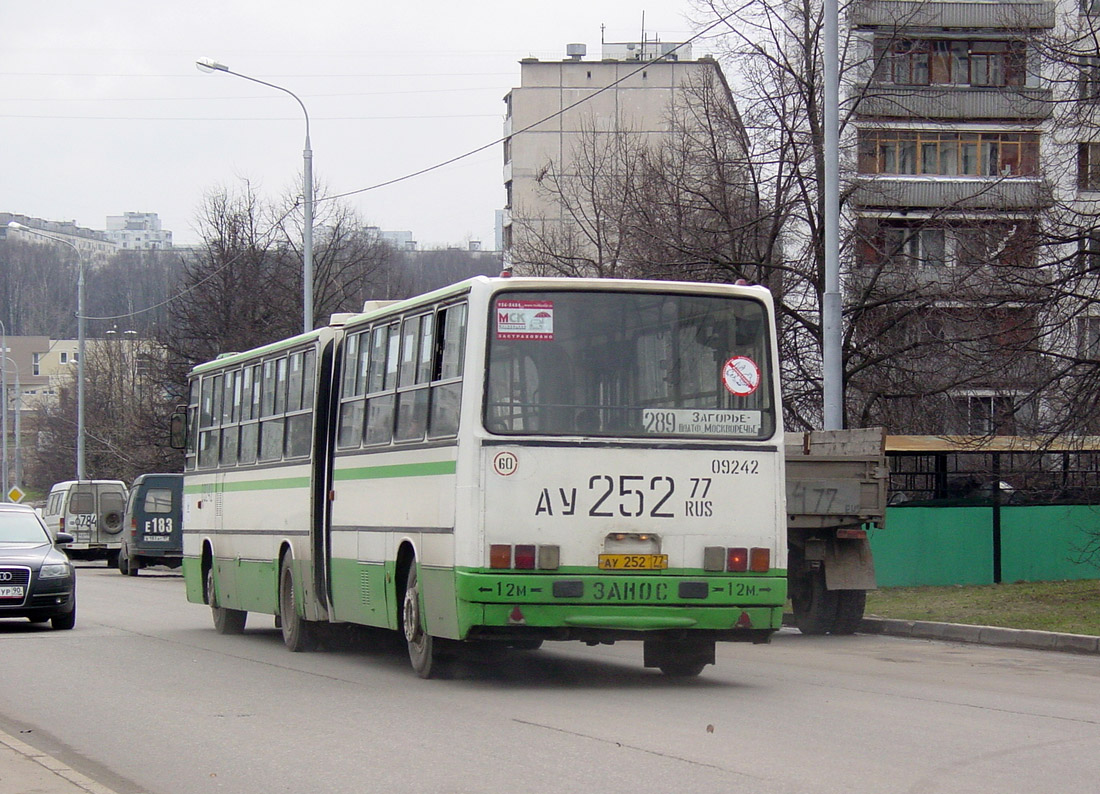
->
[850,0,1055,30]
[855,85,1052,121]
[852,177,1051,210]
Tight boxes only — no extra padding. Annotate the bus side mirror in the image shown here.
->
[169,409,187,450]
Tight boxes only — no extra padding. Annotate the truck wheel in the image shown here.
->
[401,563,451,678]
[831,590,867,635]
[791,570,839,635]
[279,557,317,652]
[207,566,247,635]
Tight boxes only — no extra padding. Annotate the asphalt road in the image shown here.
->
[1,563,1098,794]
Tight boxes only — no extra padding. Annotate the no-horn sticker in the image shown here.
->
[722,356,761,397]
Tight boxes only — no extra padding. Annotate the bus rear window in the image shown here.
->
[485,290,775,439]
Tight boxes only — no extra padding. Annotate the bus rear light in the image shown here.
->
[490,545,511,569]
[537,545,560,570]
[727,547,748,572]
[750,547,771,572]
[703,546,725,572]
[514,544,536,569]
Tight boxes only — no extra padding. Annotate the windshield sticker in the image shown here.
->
[721,356,761,396]
[643,409,761,437]
[497,300,554,340]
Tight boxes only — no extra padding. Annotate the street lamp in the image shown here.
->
[196,57,314,333]
[1,355,21,499]
[1,319,8,499]
[6,221,86,480]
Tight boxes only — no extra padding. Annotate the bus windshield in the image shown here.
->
[485,289,775,439]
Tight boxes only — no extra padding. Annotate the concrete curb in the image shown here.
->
[857,617,1100,655]
[0,728,123,794]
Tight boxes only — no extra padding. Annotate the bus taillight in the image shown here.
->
[488,544,560,570]
[514,545,536,569]
[490,545,511,569]
[727,548,748,572]
[750,548,771,572]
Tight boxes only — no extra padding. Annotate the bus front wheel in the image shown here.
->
[402,564,450,678]
[279,558,318,652]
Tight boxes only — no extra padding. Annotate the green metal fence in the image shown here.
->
[871,505,1100,587]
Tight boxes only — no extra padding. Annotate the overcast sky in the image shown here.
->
[2,1,708,249]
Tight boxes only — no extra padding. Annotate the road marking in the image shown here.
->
[0,727,125,794]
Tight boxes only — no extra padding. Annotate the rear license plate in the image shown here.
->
[598,554,668,571]
[0,586,25,598]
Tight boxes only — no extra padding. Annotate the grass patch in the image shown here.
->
[865,579,1100,636]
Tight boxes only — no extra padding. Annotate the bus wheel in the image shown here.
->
[207,566,247,635]
[644,639,712,678]
[402,564,449,678]
[279,558,317,652]
[791,570,839,635]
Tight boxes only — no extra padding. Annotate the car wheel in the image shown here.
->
[52,606,76,631]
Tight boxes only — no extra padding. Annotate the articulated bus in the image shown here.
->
[180,276,787,677]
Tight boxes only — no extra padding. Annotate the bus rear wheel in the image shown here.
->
[279,558,318,652]
[207,566,247,635]
[402,564,450,678]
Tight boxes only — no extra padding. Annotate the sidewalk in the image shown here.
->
[857,616,1100,654]
[0,729,122,794]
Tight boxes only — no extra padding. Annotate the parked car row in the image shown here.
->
[1,473,183,631]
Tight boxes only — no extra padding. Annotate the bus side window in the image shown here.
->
[429,302,466,438]
[364,324,397,445]
[395,313,432,442]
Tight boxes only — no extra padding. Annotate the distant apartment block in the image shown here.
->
[105,212,173,250]
[1,212,117,265]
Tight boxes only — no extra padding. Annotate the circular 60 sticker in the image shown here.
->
[722,356,761,396]
[493,451,519,476]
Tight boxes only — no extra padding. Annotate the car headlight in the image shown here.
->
[39,563,72,579]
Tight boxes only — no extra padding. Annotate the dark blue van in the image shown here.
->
[118,474,183,576]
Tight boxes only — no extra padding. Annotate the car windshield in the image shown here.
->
[0,511,50,544]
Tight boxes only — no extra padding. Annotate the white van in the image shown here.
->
[42,480,129,564]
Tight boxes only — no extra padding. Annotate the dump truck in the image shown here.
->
[785,427,888,634]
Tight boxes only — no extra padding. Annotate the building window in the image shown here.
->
[875,38,1025,87]
[949,393,1016,435]
[32,353,41,376]
[505,180,513,210]
[1078,317,1100,359]
[859,131,1039,177]
[503,137,512,165]
[1078,143,1100,190]
[60,352,68,364]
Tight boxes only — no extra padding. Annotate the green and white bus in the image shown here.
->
[180,276,787,677]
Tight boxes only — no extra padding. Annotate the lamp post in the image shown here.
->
[1,319,8,499]
[1,355,20,499]
[6,221,86,479]
[196,58,314,333]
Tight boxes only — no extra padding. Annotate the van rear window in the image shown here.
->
[70,488,94,513]
[143,489,173,514]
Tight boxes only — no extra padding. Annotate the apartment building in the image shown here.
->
[847,0,1059,435]
[105,212,173,250]
[501,41,739,269]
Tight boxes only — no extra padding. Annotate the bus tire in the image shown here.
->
[207,566,247,635]
[831,589,867,635]
[402,564,449,678]
[791,570,839,635]
[279,558,317,652]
